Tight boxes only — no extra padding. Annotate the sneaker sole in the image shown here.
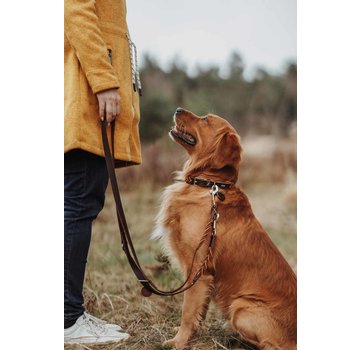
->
[64,334,130,345]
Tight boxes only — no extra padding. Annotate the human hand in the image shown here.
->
[96,88,120,125]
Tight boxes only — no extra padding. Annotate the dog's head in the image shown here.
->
[170,108,242,183]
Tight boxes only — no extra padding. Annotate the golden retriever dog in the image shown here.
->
[153,108,296,350]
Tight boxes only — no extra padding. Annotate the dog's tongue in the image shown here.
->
[171,126,196,145]
[176,128,194,142]
[183,133,195,143]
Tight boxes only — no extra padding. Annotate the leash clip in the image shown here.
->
[210,184,219,196]
[210,184,219,207]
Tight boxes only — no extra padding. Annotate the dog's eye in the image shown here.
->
[202,116,209,123]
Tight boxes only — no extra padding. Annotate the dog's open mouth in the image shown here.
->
[170,126,196,145]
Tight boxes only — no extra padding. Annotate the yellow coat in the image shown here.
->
[64,0,141,166]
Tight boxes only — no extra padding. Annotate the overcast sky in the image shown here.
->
[127,0,296,79]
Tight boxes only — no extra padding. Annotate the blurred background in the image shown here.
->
[70,2,297,349]
[122,0,297,189]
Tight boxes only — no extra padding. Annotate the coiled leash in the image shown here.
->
[101,119,229,297]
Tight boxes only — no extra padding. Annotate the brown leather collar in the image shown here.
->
[185,176,234,189]
[185,176,233,201]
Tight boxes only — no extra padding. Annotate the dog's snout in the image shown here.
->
[176,107,184,115]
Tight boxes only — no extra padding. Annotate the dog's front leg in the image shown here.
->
[164,274,214,349]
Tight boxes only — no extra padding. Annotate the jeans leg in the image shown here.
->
[64,149,108,328]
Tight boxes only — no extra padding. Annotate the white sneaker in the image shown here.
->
[64,313,130,345]
[84,312,123,331]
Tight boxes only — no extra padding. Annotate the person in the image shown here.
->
[64,0,141,344]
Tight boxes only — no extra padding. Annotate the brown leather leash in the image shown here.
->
[101,119,226,297]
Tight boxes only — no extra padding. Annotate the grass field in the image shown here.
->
[65,136,296,350]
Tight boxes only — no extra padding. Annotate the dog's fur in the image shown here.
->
[154,109,296,350]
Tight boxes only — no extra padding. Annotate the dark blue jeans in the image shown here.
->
[64,149,108,328]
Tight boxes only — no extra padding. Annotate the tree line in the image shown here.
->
[138,52,297,143]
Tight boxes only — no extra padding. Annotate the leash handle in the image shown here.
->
[101,119,216,297]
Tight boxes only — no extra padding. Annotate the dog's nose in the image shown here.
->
[175,107,184,114]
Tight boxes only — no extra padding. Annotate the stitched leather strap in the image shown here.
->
[186,176,233,189]
[185,176,233,201]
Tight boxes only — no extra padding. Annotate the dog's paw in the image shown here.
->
[163,338,186,350]
[163,339,177,349]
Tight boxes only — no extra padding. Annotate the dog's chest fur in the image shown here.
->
[152,182,212,265]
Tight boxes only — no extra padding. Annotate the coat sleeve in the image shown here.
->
[64,0,120,94]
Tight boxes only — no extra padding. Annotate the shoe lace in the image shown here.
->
[84,312,105,325]
[83,313,107,335]
[84,312,124,331]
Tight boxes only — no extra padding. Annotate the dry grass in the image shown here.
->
[64,135,296,350]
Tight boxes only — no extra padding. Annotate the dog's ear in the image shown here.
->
[211,132,242,171]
